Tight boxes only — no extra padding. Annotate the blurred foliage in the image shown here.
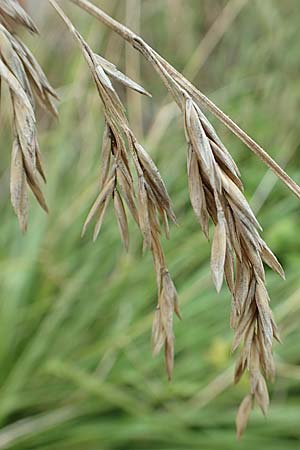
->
[0,0,300,449]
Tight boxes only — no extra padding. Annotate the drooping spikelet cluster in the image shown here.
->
[3,0,299,438]
[0,0,58,231]
[50,0,292,435]
[50,0,180,380]
[184,95,283,437]
[132,40,285,436]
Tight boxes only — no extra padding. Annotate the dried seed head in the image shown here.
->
[131,45,283,434]
[48,1,180,382]
[51,0,293,435]
[0,4,57,230]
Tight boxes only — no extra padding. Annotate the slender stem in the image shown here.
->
[49,0,82,43]
[70,0,137,43]
[69,0,300,199]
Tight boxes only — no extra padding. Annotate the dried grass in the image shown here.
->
[63,0,297,436]
[1,0,300,438]
[0,0,58,231]
[49,0,179,381]
[135,39,284,434]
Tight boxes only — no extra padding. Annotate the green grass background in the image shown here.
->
[0,0,300,448]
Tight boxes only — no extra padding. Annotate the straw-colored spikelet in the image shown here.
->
[0,0,58,231]
[0,0,37,33]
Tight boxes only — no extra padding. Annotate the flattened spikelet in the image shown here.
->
[0,0,38,33]
[93,195,110,241]
[138,176,152,249]
[211,218,226,292]
[82,176,115,237]
[236,395,253,439]
[10,136,28,232]
[188,147,209,238]
[94,54,151,97]
[113,189,129,251]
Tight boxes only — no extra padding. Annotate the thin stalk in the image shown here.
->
[68,0,300,199]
